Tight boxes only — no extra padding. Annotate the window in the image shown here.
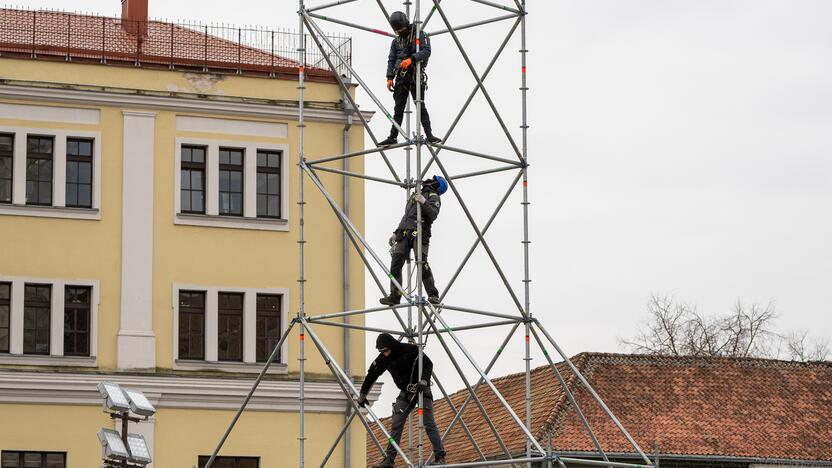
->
[0,134,13,204]
[0,283,10,353]
[198,456,259,468]
[178,291,205,360]
[256,294,281,363]
[256,150,281,218]
[65,138,93,208]
[218,148,244,216]
[217,292,243,362]
[1,452,66,468]
[181,145,206,214]
[23,284,51,355]
[63,286,91,356]
[25,136,53,206]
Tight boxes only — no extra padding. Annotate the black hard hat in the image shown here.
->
[389,11,409,31]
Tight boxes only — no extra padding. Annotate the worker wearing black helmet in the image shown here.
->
[357,333,446,467]
[378,11,442,147]
[380,175,448,306]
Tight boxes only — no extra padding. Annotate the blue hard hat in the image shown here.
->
[434,175,448,195]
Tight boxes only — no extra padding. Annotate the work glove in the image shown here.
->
[357,393,368,407]
[387,79,394,91]
[388,234,397,246]
[414,194,426,204]
[400,57,413,70]
[416,379,429,392]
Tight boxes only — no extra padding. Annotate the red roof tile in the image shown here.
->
[368,353,832,465]
[0,8,335,80]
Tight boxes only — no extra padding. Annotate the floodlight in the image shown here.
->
[97,428,128,460]
[124,388,156,417]
[97,381,130,413]
[126,433,152,465]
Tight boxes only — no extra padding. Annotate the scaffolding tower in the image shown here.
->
[206,1,658,467]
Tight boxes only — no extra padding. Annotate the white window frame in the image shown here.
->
[174,138,289,231]
[172,283,289,373]
[0,276,99,367]
[0,125,102,220]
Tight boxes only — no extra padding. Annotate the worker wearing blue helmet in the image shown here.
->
[380,175,448,306]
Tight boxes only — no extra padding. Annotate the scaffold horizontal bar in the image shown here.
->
[471,0,521,13]
[441,304,524,321]
[305,319,407,336]
[434,456,548,468]
[557,457,656,468]
[432,143,523,167]
[449,164,521,181]
[307,163,407,187]
[429,13,519,36]
[426,318,519,334]
[307,11,396,38]
[305,142,411,165]
[307,304,410,321]
[305,0,360,14]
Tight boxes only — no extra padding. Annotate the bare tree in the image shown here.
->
[785,331,830,361]
[620,294,828,362]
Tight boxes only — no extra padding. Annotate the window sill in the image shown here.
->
[174,359,288,374]
[0,203,100,220]
[0,354,98,367]
[175,212,289,231]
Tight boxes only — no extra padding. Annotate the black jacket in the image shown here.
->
[360,337,433,395]
[396,188,441,238]
[386,25,431,80]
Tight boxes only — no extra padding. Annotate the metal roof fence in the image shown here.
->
[0,7,351,80]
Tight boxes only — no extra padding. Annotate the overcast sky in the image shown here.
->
[26,0,832,415]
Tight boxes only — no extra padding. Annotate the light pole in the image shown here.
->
[96,381,154,467]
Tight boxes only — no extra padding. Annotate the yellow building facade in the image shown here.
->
[0,41,368,467]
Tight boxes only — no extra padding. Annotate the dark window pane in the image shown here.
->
[179,291,206,360]
[64,286,91,356]
[26,136,53,206]
[181,146,206,214]
[256,151,281,219]
[0,285,9,353]
[1,138,14,203]
[23,284,51,355]
[256,294,281,362]
[22,453,40,468]
[2,452,20,467]
[219,148,244,216]
[218,292,243,362]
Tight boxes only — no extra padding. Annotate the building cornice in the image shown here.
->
[0,370,379,413]
[0,81,372,125]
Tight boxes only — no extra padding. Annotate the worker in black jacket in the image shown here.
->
[357,333,446,467]
[380,175,448,306]
[378,11,442,146]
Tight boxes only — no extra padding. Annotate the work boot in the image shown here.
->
[425,133,442,144]
[378,136,398,147]
[430,455,446,465]
[379,295,401,306]
[428,295,440,305]
[371,455,396,468]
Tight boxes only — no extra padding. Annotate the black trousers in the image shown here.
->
[389,75,433,138]
[389,231,439,300]
[387,390,445,460]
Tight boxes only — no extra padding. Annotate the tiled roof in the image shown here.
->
[368,353,832,465]
[0,8,335,80]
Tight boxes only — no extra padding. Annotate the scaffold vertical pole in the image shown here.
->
[403,0,416,460]
[297,3,307,466]
[520,1,532,466]
[413,0,429,465]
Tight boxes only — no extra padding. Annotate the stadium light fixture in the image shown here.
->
[97,381,130,414]
[124,389,156,418]
[97,428,129,460]
[126,433,152,465]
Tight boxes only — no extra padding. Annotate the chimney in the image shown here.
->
[121,0,148,36]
